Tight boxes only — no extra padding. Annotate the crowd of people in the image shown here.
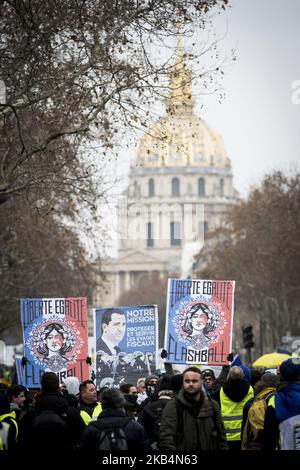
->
[0,358,300,452]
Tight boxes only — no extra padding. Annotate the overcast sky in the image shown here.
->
[199,0,300,197]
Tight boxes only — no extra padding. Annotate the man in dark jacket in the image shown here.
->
[79,387,151,452]
[18,372,84,451]
[138,375,174,449]
[159,366,228,450]
[139,375,159,409]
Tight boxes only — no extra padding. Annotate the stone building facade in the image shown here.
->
[94,42,238,308]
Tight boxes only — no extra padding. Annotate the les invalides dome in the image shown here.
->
[134,41,231,171]
[96,40,238,310]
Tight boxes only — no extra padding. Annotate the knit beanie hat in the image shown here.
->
[154,375,172,395]
[41,372,59,392]
[145,375,159,386]
[202,369,216,380]
[170,373,183,393]
[145,375,159,397]
[279,358,300,382]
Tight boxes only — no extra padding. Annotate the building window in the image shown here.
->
[148,178,155,197]
[220,178,224,197]
[170,221,181,246]
[171,177,180,196]
[198,177,205,197]
[147,222,154,247]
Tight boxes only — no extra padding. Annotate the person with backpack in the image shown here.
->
[241,372,279,450]
[18,372,84,451]
[263,358,300,450]
[159,367,228,450]
[79,387,151,452]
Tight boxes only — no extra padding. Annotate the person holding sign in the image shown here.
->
[159,367,228,450]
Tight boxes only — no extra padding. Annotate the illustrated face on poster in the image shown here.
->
[20,297,89,387]
[174,300,227,351]
[27,319,84,372]
[165,279,235,365]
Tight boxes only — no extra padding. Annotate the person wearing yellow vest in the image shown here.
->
[79,380,102,425]
[0,396,18,450]
[219,366,254,450]
[241,372,278,450]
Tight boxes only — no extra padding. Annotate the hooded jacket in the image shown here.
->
[18,391,85,450]
[159,389,228,450]
[63,377,80,396]
[222,379,252,402]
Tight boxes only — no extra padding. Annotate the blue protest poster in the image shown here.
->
[21,297,89,387]
[94,305,158,388]
[164,279,235,365]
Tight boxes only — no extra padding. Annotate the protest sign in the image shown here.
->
[20,297,89,387]
[94,305,158,388]
[164,279,235,365]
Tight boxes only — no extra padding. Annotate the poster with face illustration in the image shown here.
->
[164,279,235,365]
[20,297,89,387]
[94,304,158,388]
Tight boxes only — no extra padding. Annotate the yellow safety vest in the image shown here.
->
[80,402,102,425]
[0,412,18,441]
[0,421,10,450]
[220,386,254,441]
[268,394,275,408]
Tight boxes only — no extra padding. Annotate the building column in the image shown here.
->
[125,271,131,291]
[115,272,121,302]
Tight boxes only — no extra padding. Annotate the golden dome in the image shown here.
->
[133,40,231,170]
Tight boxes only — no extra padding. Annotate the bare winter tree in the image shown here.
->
[0,0,228,207]
[195,171,300,354]
[0,0,229,343]
[0,195,102,341]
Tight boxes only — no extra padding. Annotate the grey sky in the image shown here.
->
[199,0,300,197]
[96,0,300,258]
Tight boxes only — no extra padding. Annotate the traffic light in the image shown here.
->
[242,324,255,349]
